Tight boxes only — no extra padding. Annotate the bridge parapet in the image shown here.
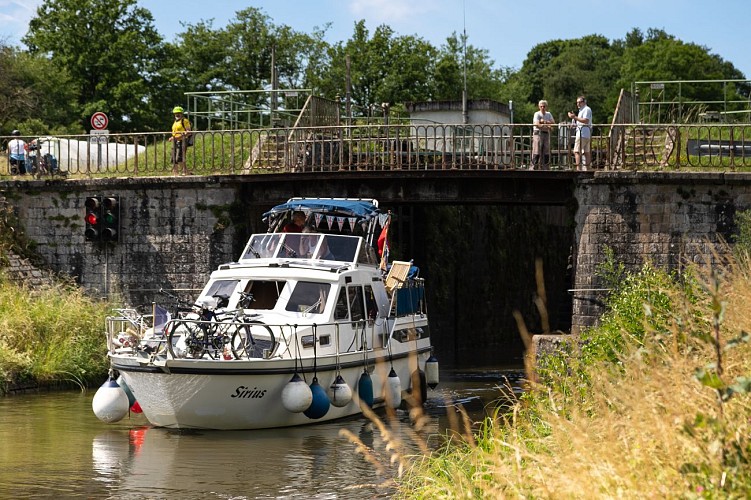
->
[3,123,751,178]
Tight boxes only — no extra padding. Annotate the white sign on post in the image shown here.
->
[89,130,110,144]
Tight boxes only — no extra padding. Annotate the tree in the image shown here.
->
[618,29,745,95]
[0,43,78,134]
[503,36,620,123]
[432,33,509,102]
[504,28,749,125]
[170,8,330,127]
[319,22,403,114]
[540,35,620,122]
[23,0,167,132]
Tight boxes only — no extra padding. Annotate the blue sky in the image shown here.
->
[2,0,749,79]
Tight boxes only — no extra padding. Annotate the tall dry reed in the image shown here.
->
[384,256,751,498]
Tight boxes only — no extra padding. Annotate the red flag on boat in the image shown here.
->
[378,216,390,270]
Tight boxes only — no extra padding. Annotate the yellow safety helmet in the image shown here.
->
[172,106,184,114]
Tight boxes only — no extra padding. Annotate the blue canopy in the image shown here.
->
[263,198,381,222]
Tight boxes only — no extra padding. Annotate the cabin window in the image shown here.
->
[203,280,239,307]
[300,334,331,348]
[334,288,349,320]
[243,280,283,310]
[300,234,322,258]
[278,234,302,258]
[364,285,378,320]
[348,285,365,324]
[279,233,321,259]
[285,281,330,314]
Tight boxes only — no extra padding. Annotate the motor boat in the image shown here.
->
[94,198,438,429]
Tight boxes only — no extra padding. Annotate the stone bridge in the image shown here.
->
[0,170,746,366]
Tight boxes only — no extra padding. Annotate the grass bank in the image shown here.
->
[0,201,113,395]
[0,276,113,395]
[392,254,751,497]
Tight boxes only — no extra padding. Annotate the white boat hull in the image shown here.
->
[114,347,430,430]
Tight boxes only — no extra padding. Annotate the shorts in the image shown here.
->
[573,136,591,154]
[9,156,26,174]
[172,140,185,163]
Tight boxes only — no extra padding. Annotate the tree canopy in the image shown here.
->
[1,0,747,136]
[23,0,166,132]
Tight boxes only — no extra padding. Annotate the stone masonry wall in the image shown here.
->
[571,172,751,333]
[2,177,242,308]
[5,172,750,342]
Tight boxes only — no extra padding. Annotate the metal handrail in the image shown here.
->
[3,122,751,178]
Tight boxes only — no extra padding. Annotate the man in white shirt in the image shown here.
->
[568,97,592,171]
[531,100,554,170]
[7,130,26,175]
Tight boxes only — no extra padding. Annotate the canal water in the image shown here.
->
[0,368,523,499]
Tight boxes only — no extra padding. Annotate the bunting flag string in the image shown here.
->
[348,217,357,231]
[314,213,323,227]
[336,217,345,231]
[326,215,335,229]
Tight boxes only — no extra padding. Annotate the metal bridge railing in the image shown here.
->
[2,123,751,178]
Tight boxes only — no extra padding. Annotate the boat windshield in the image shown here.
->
[241,234,282,259]
[241,234,364,263]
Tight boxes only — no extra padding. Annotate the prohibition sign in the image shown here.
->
[91,112,109,130]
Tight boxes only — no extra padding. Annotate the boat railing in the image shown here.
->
[107,308,427,362]
[106,309,149,353]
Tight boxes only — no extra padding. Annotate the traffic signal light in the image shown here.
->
[101,196,120,242]
[84,196,102,241]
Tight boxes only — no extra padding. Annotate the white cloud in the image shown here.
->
[0,0,41,43]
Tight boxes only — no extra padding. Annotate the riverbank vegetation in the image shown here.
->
[392,250,751,497]
[0,202,112,395]
[0,278,112,395]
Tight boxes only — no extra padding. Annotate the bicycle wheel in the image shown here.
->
[168,320,207,359]
[231,321,275,359]
[207,321,231,360]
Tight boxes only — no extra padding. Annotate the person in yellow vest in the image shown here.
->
[169,106,192,175]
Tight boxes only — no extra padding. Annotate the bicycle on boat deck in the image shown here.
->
[163,291,276,360]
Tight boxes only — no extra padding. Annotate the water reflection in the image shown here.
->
[92,424,399,498]
[0,368,524,499]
